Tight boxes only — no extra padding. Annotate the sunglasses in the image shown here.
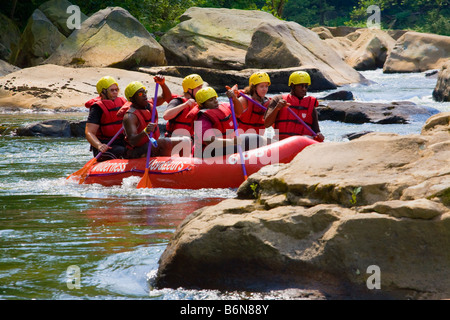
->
[296,84,309,89]
[136,90,147,97]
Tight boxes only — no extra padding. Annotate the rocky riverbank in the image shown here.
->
[154,112,450,299]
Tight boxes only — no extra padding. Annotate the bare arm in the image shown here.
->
[123,113,156,147]
[238,95,249,113]
[154,75,173,105]
[163,98,195,120]
[226,85,243,117]
[157,82,172,105]
[85,123,113,153]
[311,108,325,142]
[264,96,289,127]
[225,85,243,117]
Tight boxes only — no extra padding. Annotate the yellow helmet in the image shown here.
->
[182,74,204,92]
[288,71,311,86]
[249,72,271,87]
[195,87,218,105]
[96,76,118,94]
[124,81,146,101]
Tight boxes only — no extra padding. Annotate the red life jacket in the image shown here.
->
[200,103,235,138]
[237,92,269,133]
[165,95,199,137]
[117,101,160,148]
[85,96,127,140]
[274,94,317,140]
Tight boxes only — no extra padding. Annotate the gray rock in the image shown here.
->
[384,31,450,73]
[319,90,354,101]
[16,119,72,137]
[0,13,21,62]
[245,21,367,86]
[12,9,66,68]
[38,0,88,37]
[45,7,166,69]
[433,61,450,102]
[160,7,279,70]
[317,101,439,124]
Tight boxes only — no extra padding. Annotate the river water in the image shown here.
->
[0,70,449,300]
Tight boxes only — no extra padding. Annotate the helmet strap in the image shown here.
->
[187,89,195,99]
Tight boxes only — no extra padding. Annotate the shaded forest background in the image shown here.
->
[1,0,449,36]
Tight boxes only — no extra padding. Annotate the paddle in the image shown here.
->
[137,83,159,189]
[227,88,248,181]
[239,92,318,138]
[67,126,124,184]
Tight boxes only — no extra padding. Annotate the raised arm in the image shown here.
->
[154,75,173,105]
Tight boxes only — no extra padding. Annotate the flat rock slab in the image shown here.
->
[0,64,182,111]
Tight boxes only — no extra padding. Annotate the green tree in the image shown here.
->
[348,0,449,34]
[262,0,288,18]
[1,0,448,35]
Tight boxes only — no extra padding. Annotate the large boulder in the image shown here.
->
[433,60,450,102]
[160,7,280,70]
[384,31,450,73]
[155,112,450,299]
[319,28,396,70]
[45,7,166,69]
[12,9,66,68]
[38,0,88,37]
[343,29,396,70]
[317,100,439,124]
[0,13,21,62]
[245,21,367,86]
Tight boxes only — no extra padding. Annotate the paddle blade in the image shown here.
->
[67,158,97,184]
[137,168,152,189]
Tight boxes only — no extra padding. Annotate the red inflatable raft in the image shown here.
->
[81,136,317,189]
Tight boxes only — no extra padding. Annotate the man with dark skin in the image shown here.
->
[121,78,191,158]
[264,71,324,142]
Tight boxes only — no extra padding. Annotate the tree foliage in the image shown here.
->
[1,0,448,35]
[348,0,449,34]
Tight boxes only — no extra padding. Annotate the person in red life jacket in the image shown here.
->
[264,71,325,142]
[192,87,265,159]
[120,78,189,159]
[237,72,272,135]
[163,74,204,138]
[85,76,127,161]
